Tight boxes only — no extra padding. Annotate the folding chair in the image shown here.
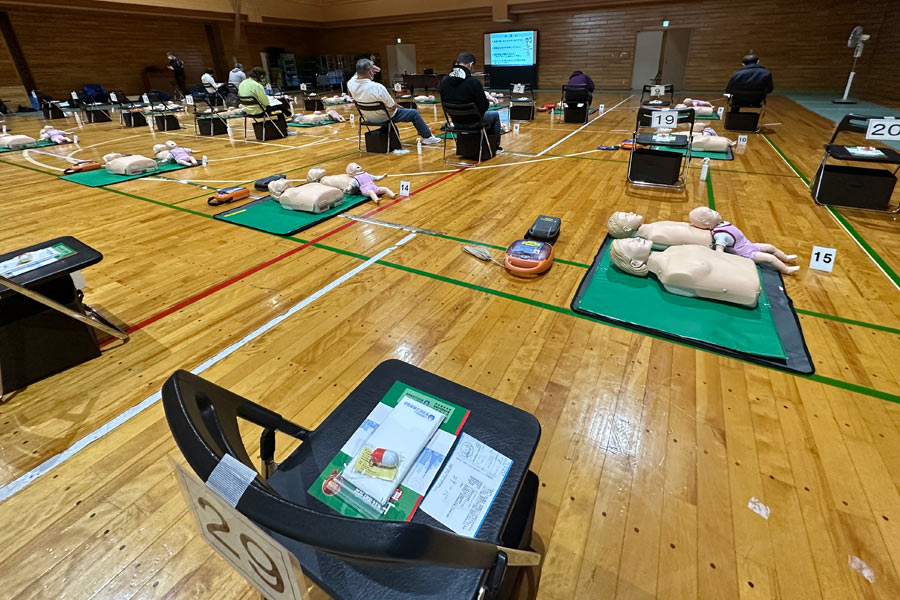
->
[114,91,148,128]
[627,105,696,189]
[723,86,767,132]
[162,360,541,600]
[640,84,675,108]
[193,91,230,136]
[810,113,900,212]
[441,101,498,166]
[78,90,111,123]
[353,100,402,153]
[239,94,287,141]
[560,85,592,124]
[147,90,182,131]
[508,83,535,121]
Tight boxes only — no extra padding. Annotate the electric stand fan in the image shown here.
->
[834,26,870,104]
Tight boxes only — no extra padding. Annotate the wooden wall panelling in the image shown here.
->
[0,11,33,107]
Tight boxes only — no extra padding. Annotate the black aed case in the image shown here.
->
[525,215,561,245]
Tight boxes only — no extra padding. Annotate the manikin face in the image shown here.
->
[688,206,722,229]
[614,211,643,234]
[346,162,362,175]
[616,237,653,267]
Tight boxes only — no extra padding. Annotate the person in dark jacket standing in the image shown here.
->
[725,54,773,95]
[167,51,187,94]
[439,52,502,145]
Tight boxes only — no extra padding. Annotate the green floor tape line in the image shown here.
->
[553,107,599,115]
[287,120,339,128]
[0,140,70,154]
[214,193,369,235]
[60,162,190,187]
[571,236,814,373]
[652,145,734,161]
[706,171,716,210]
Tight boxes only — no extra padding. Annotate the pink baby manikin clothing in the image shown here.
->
[712,222,760,259]
[353,172,377,195]
[168,146,192,163]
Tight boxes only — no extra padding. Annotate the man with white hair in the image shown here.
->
[347,58,441,144]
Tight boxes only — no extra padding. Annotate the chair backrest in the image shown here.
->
[442,101,485,130]
[161,369,503,568]
[353,100,393,125]
[640,83,674,106]
[729,86,767,108]
[238,94,268,115]
[635,105,696,131]
[562,84,590,103]
[424,68,435,75]
[829,113,884,145]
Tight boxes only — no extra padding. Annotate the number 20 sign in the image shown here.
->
[173,460,307,600]
[651,109,677,128]
[866,118,900,141]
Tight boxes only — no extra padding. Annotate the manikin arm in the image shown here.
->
[713,231,733,252]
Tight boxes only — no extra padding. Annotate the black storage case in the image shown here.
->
[121,111,147,127]
[510,104,534,121]
[198,116,228,136]
[813,164,897,210]
[724,110,760,132]
[154,114,181,131]
[455,131,499,160]
[252,118,286,140]
[364,128,402,153]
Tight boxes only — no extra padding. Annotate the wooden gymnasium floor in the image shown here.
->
[0,92,899,600]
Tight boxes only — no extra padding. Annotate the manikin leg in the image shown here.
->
[757,243,797,262]
[376,186,395,199]
[754,251,799,275]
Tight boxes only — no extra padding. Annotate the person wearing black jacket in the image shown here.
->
[167,52,187,94]
[725,54,773,95]
[439,52,502,147]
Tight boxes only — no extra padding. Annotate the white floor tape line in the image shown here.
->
[535,95,633,157]
[0,232,417,504]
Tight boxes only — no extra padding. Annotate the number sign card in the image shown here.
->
[399,181,411,196]
[866,117,900,141]
[809,246,836,272]
[651,109,677,128]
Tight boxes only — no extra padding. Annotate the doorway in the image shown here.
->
[631,29,692,90]
[386,44,417,87]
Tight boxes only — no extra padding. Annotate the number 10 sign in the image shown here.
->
[173,460,308,600]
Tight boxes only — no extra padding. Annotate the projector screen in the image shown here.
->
[483,31,538,66]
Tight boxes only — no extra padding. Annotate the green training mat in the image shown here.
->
[696,113,720,120]
[287,120,339,127]
[437,132,457,139]
[573,237,785,359]
[553,107,599,115]
[0,140,70,154]
[60,162,189,187]
[214,193,369,235]
[651,145,734,160]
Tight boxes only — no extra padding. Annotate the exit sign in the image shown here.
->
[662,20,670,27]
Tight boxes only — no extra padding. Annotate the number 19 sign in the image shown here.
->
[173,460,308,600]
[651,109,677,128]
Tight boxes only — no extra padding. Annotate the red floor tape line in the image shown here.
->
[100,167,468,346]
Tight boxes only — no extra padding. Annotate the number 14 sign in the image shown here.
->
[173,460,309,600]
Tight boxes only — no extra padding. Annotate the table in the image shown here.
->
[0,236,104,394]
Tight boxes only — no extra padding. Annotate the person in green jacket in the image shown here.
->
[238,67,292,117]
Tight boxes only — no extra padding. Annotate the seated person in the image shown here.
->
[228,63,246,87]
[609,237,761,307]
[201,68,227,98]
[725,54,773,103]
[439,52,503,149]
[566,70,595,104]
[347,59,440,144]
[238,67,293,118]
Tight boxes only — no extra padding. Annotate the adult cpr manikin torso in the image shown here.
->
[637,222,713,249]
[648,244,760,307]
[103,154,158,175]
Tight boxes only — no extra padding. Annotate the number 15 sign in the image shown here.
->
[173,460,308,600]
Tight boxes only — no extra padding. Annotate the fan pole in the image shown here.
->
[833,51,860,104]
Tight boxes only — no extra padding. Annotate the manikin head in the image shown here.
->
[307,167,326,183]
[688,206,723,229]
[609,238,653,277]
[165,140,178,149]
[606,211,644,238]
[103,153,124,163]
[346,162,364,176]
[268,178,294,198]
[153,143,167,154]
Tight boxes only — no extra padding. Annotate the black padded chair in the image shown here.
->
[810,113,900,212]
[627,105,696,189]
[238,94,287,141]
[441,101,498,166]
[560,85,592,124]
[508,83,535,121]
[113,92,147,128]
[146,90,182,131]
[162,360,542,600]
[640,83,674,108]
[724,86,767,132]
[193,92,231,136]
[353,100,402,153]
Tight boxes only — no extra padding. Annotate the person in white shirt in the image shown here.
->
[347,58,441,144]
[201,68,225,95]
[228,63,246,86]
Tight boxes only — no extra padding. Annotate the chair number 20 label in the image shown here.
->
[866,118,900,140]
[173,462,306,600]
[651,110,677,128]
[809,246,836,272]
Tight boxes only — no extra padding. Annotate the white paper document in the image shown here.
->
[420,433,512,537]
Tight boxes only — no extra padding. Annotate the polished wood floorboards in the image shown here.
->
[0,92,899,599]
